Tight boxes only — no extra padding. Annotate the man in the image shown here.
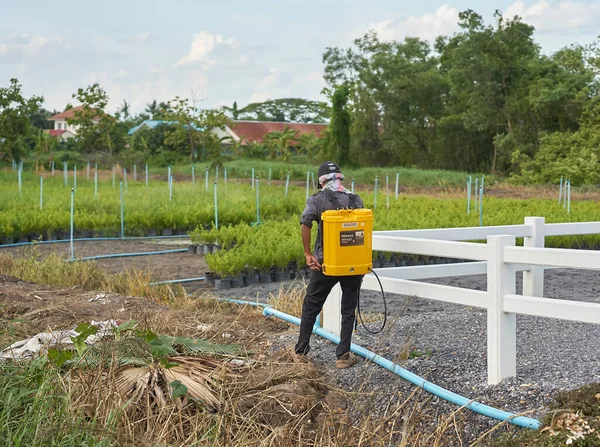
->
[294,161,364,369]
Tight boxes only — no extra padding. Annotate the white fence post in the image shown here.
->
[523,217,545,297]
[322,283,342,336]
[487,235,517,385]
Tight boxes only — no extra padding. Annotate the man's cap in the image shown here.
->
[317,161,341,178]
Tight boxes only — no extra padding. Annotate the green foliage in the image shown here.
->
[324,84,351,165]
[323,9,599,175]
[0,78,43,162]
[264,127,299,161]
[224,98,329,123]
[70,83,120,155]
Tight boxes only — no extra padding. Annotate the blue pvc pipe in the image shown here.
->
[0,234,190,250]
[150,277,205,285]
[261,306,541,430]
[69,248,187,262]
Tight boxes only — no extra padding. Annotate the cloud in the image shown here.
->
[350,5,459,43]
[175,31,235,66]
[504,0,600,33]
[0,33,64,56]
[118,32,153,44]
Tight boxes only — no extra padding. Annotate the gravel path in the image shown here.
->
[216,267,600,440]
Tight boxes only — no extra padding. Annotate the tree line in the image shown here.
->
[322,9,600,183]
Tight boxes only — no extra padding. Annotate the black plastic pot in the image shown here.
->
[43,232,57,242]
[203,244,213,255]
[243,272,259,286]
[175,230,187,236]
[205,271,216,287]
[188,245,197,254]
[279,269,292,282]
[1,237,13,245]
[230,275,244,288]
[258,272,271,283]
[214,277,231,290]
[17,236,29,243]
[212,244,221,253]
[147,229,158,237]
[161,229,173,236]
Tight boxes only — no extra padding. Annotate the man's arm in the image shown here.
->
[302,224,321,271]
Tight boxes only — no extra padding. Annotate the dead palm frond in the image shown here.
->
[114,356,236,411]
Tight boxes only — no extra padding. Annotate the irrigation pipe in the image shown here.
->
[0,234,190,250]
[150,277,205,286]
[68,249,187,262]
[215,297,541,430]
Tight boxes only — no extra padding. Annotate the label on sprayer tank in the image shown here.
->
[340,230,365,247]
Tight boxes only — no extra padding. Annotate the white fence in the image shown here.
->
[322,217,600,385]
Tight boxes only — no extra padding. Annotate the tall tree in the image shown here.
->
[118,99,131,120]
[0,78,43,161]
[324,84,351,165]
[164,97,203,161]
[70,83,118,154]
[439,10,540,173]
[145,100,158,119]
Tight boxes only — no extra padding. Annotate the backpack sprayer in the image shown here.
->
[321,208,387,334]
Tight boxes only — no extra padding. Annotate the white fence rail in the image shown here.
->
[322,217,600,385]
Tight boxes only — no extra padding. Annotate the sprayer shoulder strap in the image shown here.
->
[324,189,359,209]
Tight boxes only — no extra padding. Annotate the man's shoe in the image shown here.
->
[335,353,358,369]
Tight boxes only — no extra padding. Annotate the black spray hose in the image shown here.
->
[356,267,387,334]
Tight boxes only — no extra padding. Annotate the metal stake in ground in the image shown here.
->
[268,167,271,185]
[352,178,355,194]
[124,168,127,193]
[216,165,219,182]
[70,187,75,260]
[87,161,90,180]
[386,173,390,209]
[52,160,54,177]
[18,166,22,196]
[285,172,290,196]
[311,171,316,190]
[64,162,68,186]
[567,180,571,214]
[94,167,98,198]
[253,176,261,225]
[479,184,483,227]
[374,176,378,209]
[213,180,219,229]
[395,172,399,200]
[40,175,43,209]
[205,169,209,192]
[467,176,471,214]
[224,167,227,184]
[559,176,563,204]
[169,174,173,202]
[306,170,310,200]
[145,163,149,186]
[134,164,137,182]
[120,181,125,239]
[74,165,77,191]
[192,164,195,184]
[252,168,255,190]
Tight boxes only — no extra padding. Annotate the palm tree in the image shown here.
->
[145,100,158,119]
[264,127,298,161]
[118,99,131,120]
[297,132,322,159]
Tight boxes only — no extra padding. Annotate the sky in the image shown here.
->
[1,0,598,115]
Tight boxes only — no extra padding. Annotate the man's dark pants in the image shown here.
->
[295,270,363,359]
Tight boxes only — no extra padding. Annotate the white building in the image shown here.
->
[48,106,100,136]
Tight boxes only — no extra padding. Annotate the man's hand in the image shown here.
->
[305,254,322,271]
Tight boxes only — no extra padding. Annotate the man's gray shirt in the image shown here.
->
[300,190,364,262]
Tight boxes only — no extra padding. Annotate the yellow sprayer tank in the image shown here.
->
[322,208,373,276]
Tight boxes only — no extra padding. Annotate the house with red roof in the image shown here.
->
[46,129,76,142]
[48,106,101,136]
[214,120,328,146]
